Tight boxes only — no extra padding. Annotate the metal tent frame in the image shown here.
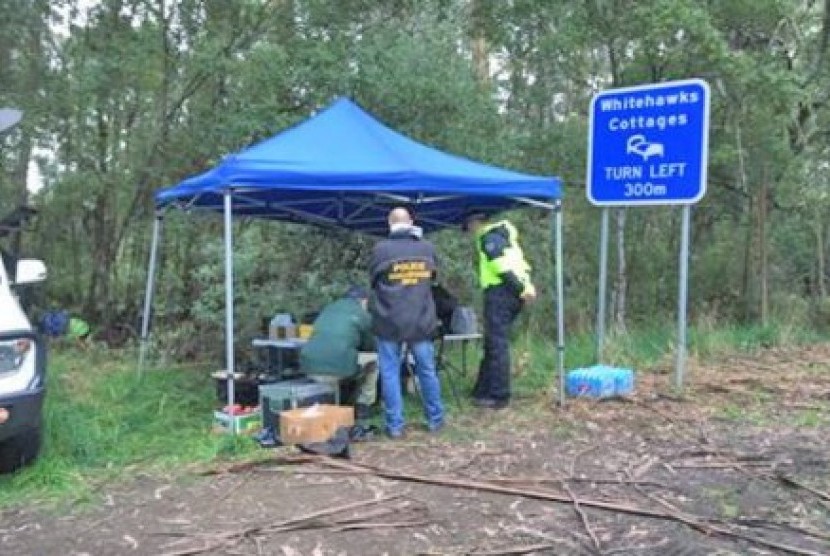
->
[137,192,566,420]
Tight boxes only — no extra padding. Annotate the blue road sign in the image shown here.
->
[587,79,710,206]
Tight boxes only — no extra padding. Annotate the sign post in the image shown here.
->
[587,79,710,388]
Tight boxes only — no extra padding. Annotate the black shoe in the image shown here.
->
[472,397,509,410]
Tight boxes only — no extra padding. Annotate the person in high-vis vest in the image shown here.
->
[463,212,536,409]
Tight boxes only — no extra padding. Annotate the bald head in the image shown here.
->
[388,207,413,228]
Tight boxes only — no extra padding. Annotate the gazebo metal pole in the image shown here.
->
[138,214,163,376]
[554,203,566,406]
[223,189,236,431]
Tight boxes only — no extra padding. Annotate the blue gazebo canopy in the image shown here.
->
[141,97,567,409]
[155,98,562,235]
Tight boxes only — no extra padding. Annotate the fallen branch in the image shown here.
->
[158,494,407,556]
[466,543,556,555]
[563,483,602,554]
[277,456,826,556]
[200,457,278,476]
[671,449,771,462]
[276,456,670,519]
[672,461,773,470]
[771,472,830,502]
[565,446,602,554]
[780,402,826,411]
[331,519,430,532]
[734,517,830,543]
[630,478,830,556]
[476,476,669,489]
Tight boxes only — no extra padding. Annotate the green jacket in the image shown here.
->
[299,298,375,377]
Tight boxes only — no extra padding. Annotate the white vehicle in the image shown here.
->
[0,109,48,473]
[626,134,664,161]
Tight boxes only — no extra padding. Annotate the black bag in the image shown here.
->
[298,426,351,458]
[432,284,459,335]
[450,306,478,335]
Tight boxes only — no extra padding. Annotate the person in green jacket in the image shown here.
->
[299,285,378,420]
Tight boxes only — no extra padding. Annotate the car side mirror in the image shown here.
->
[15,259,46,285]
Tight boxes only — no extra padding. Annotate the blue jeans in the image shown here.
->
[377,338,444,435]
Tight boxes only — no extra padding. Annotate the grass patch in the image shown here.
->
[791,408,828,428]
[715,403,772,425]
[0,346,258,508]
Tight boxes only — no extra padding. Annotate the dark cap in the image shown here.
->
[461,210,489,231]
[345,284,370,300]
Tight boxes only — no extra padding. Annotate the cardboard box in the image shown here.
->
[279,404,354,444]
[213,410,262,435]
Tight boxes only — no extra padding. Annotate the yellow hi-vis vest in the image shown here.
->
[476,220,535,296]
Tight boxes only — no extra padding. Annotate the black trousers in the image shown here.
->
[473,284,523,402]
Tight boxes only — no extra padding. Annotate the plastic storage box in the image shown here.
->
[566,365,634,398]
[259,378,337,428]
[213,409,262,435]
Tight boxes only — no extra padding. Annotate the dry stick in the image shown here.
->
[257,496,414,536]
[286,456,826,556]
[566,446,603,555]
[158,494,405,556]
[671,461,773,470]
[722,463,830,508]
[271,464,670,489]
[735,518,830,543]
[332,519,430,532]
[669,446,830,506]
[476,476,669,489]
[200,457,277,476]
[771,472,830,502]
[693,519,827,556]
[563,483,602,555]
[670,448,770,461]
[630,478,830,556]
[280,455,671,518]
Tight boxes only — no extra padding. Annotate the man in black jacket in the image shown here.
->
[369,207,445,438]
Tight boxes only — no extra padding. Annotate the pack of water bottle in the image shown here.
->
[566,365,634,399]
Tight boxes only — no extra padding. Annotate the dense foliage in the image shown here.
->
[2,0,830,360]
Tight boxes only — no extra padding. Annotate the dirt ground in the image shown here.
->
[2,345,830,556]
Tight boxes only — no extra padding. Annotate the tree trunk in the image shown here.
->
[815,209,826,298]
[758,176,769,325]
[10,131,32,255]
[735,120,754,321]
[470,0,489,85]
[741,197,754,321]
